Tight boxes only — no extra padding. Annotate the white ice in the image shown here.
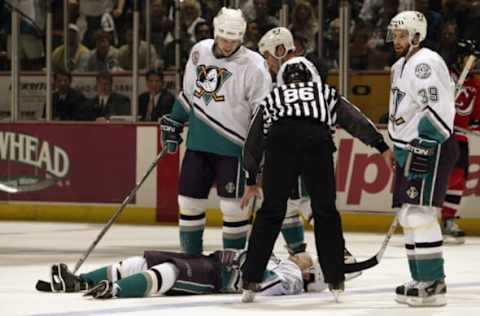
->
[1,221,480,316]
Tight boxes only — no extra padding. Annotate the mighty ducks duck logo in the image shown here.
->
[194,65,232,105]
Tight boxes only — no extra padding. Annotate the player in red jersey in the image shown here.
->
[442,39,480,244]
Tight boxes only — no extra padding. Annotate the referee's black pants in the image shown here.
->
[242,118,345,285]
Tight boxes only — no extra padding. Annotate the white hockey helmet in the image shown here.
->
[258,27,295,59]
[213,7,247,42]
[386,11,427,46]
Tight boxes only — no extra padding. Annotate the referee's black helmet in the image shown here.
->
[282,61,313,84]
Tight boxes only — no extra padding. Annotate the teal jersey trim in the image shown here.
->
[394,146,408,168]
[172,280,216,294]
[170,97,242,156]
[186,113,242,157]
[170,100,189,123]
[418,116,446,143]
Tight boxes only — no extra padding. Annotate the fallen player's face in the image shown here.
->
[392,29,410,57]
[215,37,242,57]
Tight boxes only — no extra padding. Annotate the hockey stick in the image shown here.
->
[343,214,399,273]
[35,146,169,292]
[454,126,480,137]
[455,54,477,99]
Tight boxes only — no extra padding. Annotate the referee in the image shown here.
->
[241,58,393,302]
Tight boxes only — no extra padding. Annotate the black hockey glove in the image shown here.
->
[404,137,439,180]
[212,249,246,270]
[458,39,480,58]
[160,115,184,154]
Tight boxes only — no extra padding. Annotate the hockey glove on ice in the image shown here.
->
[160,115,184,154]
[212,249,246,270]
[404,137,439,180]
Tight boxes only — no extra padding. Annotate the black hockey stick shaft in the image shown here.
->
[72,146,168,273]
[36,146,169,291]
[344,214,399,273]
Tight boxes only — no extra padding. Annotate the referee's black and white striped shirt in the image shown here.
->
[244,79,389,181]
[257,81,338,135]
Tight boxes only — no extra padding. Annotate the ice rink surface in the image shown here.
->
[1,220,480,316]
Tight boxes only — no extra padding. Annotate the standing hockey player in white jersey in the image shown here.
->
[386,11,457,307]
[159,7,271,255]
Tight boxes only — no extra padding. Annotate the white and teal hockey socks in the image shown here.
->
[178,196,207,255]
[221,199,249,250]
[399,205,445,281]
[115,263,179,298]
[79,256,147,286]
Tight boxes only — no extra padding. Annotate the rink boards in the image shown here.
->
[1,123,480,233]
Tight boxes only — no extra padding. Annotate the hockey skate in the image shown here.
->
[50,263,89,293]
[328,281,344,302]
[405,279,447,307]
[442,218,466,245]
[83,280,117,299]
[241,282,258,303]
[344,248,362,281]
[395,280,418,304]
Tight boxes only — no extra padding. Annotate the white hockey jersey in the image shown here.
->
[176,39,271,156]
[222,255,305,296]
[388,48,455,150]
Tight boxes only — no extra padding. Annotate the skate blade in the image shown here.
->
[395,295,407,304]
[406,294,446,307]
[345,271,362,281]
[443,235,465,245]
[331,290,343,303]
[241,290,255,303]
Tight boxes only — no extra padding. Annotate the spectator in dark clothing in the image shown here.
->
[241,0,279,36]
[162,27,194,69]
[415,0,443,51]
[462,1,480,44]
[293,32,330,82]
[43,71,86,121]
[441,0,469,36]
[149,0,174,62]
[86,30,119,72]
[438,20,459,65]
[81,72,130,121]
[194,21,212,43]
[138,69,175,122]
[321,18,340,70]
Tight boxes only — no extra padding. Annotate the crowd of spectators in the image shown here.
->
[1,0,480,121]
[1,0,479,72]
[0,0,480,72]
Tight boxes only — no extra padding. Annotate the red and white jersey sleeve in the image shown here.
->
[451,71,480,141]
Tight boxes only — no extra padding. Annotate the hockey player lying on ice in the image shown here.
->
[47,249,327,299]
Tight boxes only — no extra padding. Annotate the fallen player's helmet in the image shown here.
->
[213,7,246,42]
[282,60,313,84]
[303,260,328,292]
[258,27,295,59]
[386,11,427,46]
